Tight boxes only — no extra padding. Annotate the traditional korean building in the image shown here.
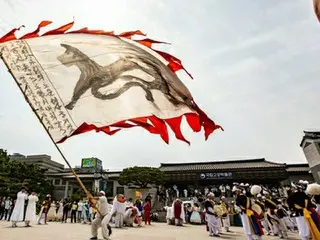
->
[159,158,312,188]
[11,153,314,200]
[300,131,320,182]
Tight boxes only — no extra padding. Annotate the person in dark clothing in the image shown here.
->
[264,192,280,234]
[235,187,263,240]
[3,197,12,221]
[185,203,192,223]
[0,197,5,220]
[62,199,71,223]
[70,201,78,223]
[8,199,15,221]
[314,194,320,214]
[287,188,320,239]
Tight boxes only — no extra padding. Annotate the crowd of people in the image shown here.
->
[158,183,289,205]
[2,180,320,240]
[0,188,158,240]
[163,181,320,240]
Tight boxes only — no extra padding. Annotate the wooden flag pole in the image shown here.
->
[0,54,102,214]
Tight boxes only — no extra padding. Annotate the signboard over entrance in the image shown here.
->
[199,172,232,180]
[81,158,103,170]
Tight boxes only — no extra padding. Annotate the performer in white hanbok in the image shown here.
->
[90,191,112,240]
[235,186,263,240]
[220,196,231,232]
[289,182,320,240]
[124,206,138,227]
[108,194,126,228]
[10,187,28,227]
[56,200,64,221]
[204,192,220,237]
[24,192,39,227]
[165,206,174,225]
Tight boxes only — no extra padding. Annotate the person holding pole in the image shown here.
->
[90,191,112,240]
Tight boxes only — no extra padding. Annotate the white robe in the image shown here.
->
[124,207,138,226]
[25,195,39,223]
[10,191,28,222]
[57,202,63,220]
[107,197,125,228]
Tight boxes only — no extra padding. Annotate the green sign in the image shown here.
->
[81,158,97,168]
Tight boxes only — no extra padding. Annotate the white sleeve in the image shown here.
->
[99,196,107,203]
[170,202,175,219]
[110,203,117,215]
[208,207,214,214]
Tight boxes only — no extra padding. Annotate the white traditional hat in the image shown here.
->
[99,191,105,195]
[306,183,320,195]
[250,185,262,195]
[207,192,215,197]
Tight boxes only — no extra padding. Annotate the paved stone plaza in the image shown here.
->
[0,221,300,240]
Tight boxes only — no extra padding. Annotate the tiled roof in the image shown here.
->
[300,131,320,147]
[159,158,285,172]
[286,163,310,173]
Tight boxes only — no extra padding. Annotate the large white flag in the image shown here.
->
[0,21,222,144]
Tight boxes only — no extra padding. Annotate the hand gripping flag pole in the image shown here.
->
[0,53,102,215]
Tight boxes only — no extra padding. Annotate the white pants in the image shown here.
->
[295,216,310,239]
[267,213,280,235]
[91,217,111,240]
[284,216,295,231]
[124,216,134,227]
[218,218,222,233]
[222,216,230,231]
[206,214,220,236]
[278,218,288,238]
[262,212,274,234]
[114,213,124,228]
[240,213,262,240]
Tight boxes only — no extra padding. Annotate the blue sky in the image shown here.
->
[0,0,319,170]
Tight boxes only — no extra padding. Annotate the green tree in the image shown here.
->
[118,166,166,189]
[0,149,53,198]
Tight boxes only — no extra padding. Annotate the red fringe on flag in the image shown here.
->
[0,20,223,144]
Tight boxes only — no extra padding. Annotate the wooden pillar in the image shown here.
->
[64,180,69,199]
